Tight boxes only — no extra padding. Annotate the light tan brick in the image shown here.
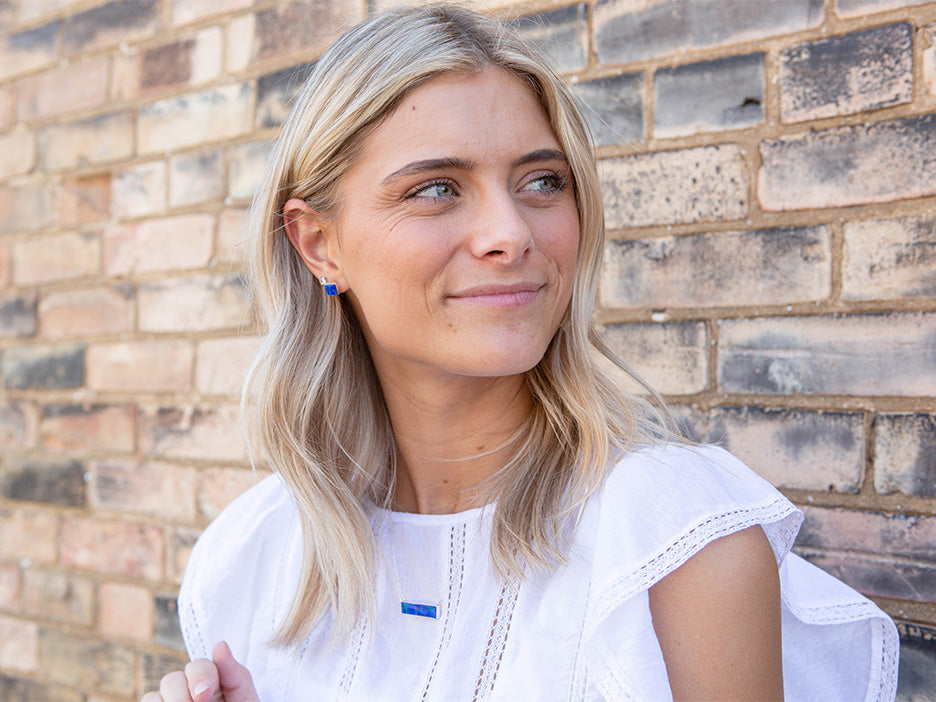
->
[60,517,164,580]
[835,0,932,18]
[216,207,248,265]
[57,173,110,228]
[105,214,213,275]
[138,83,253,155]
[600,144,747,228]
[169,148,224,208]
[15,57,109,122]
[0,614,38,672]
[171,0,253,26]
[62,0,159,55]
[0,508,57,563]
[111,160,166,219]
[13,231,99,286]
[39,630,135,695]
[843,214,936,300]
[0,21,59,82]
[228,140,270,201]
[0,180,55,234]
[140,404,247,462]
[601,322,708,395]
[167,527,200,585]
[198,466,261,520]
[0,242,10,288]
[0,86,12,131]
[0,562,21,612]
[21,568,94,626]
[18,0,102,23]
[39,285,135,339]
[90,460,197,522]
[925,23,936,100]
[86,340,193,393]
[138,274,249,332]
[0,129,36,178]
[874,413,936,499]
[38,112,134,171]
[40,403,135,453]
[98,582,153,640]
[196,336,260,395]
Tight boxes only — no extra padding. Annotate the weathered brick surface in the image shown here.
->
[15,57,109,122]
[2,344,84,390]
[654,53,764,138]
[874,413,936,498]
[86,340,193,393]
[0,615,38,673]
[602,226,830,308]
[216,207,248,264]
[0,130,36,179]
[38,112,134,171]
[166,527,199,585]
[99,582,153,641]
[139,650,189,696]
[110,160,167,219]
[154,595,184,648]
[170,0,253,26]
[798,505,936,561]
[0,563,20,612]
[60,517,164,580]
[40,403,136,453]
[13,231,99,285]
[0,675,82,702]
[90,460,197,522]
[57,174,111,228]
[196,336,261,395]
[601,322,708,395]
[0,508,57,563]
[513,4,588,74]
[0,292,37,338]
[1,456,85,507]
[62,0,159,55]
[780,23,913,123]
[105,215,214,275]
[197,466,262,520]
[801,550,936,603]
[0,180,55,234]
[256,62,315,129]
[601,144,748,228]
[169,149,224,208]
[139,404,246,462]
[39,630,135,694]
[0,399,36,450]
[21,568,94,626]
[836,0,933,17]
[573,73,643,146]
[114,27,224,100]
[842,213,936,300]
[719,312,936,396]
[39,285,135,339]
[228,140,271,201]
[759,114,936,211]
[138,274,249,332]
[0,21,59,82]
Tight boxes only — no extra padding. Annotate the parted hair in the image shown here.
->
[244,3,676,647]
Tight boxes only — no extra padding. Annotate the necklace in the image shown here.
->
[386,520,441,619]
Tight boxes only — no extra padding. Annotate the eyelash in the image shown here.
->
[404,171,569,201]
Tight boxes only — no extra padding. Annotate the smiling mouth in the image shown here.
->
[447,283,545,307]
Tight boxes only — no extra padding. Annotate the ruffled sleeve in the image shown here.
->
[580,444,898,701]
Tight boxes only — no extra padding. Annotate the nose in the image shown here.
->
[468,188,533,264]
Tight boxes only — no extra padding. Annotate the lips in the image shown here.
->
[447,282,545,307]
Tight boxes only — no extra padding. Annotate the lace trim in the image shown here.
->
[568,578,592,701]
[586,497,799,639]
[419,523,466,701]
[472,575,519,700]
[179,592,208,660]
[337,615,368,698]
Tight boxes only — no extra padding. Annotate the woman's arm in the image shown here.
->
[648,525,784,701]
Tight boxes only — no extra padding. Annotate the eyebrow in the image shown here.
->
[380,149,569,186]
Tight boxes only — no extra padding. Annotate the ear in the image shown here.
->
[282,198,346,292]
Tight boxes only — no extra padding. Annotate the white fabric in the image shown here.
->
[179,444,899,701]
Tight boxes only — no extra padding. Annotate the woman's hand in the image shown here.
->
[141,642,259,702]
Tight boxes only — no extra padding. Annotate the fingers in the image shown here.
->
[159,670,194,702]
[213,642,260,702]
[139,643,257,702]
[183,657,222,702]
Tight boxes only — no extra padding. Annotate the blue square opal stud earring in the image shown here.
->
[319,276,339,296]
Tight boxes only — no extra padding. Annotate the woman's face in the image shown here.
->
[315,68,580,383]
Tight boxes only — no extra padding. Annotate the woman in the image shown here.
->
[143,6,898,701]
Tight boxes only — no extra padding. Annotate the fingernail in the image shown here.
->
[193,681,211,700]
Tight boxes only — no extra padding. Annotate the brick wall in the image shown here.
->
[0,0,934,698]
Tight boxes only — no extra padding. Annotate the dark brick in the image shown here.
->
[0,293,37,338]
[759,114,936,211]
[2,344,84,390]
[797,506,936,561]
[874,413,936,498]
[0,675,82,702]
[780,23,912,123]
[0,399,34,449]
[141,650,189,692]
[895,623,936,701]
[799,550,936,603]
[836,0,932,18]
[252,0,351,65]
[39,630,135,694]
[0,21,59,82]
[595,0,823,65]
[512,3,588,73]
[602,322,708,395]
[2,456,85,507]
[573,73,643,146]
[655,52,764,137]
[21,568,95,626]
[155,595,185,648]
[63,0,159,54]
[256,61,316,129]
[141,38,195,90]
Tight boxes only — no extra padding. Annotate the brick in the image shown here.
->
[0,21,59,82]
[0,292,37,338]
[138,83,253,155]
[2,344,84,390]
[140,651,190,695]
[780,23,912,123]
[0,180,54,234]
[0,508,57,563]
[216,207,248,264]
[57,173,110,228]
[594,0,823,65]
[800,551,936,603]
[601,144,747,228]
[842,214,936,300]
[0,400,36,450]
[38,111,134,171]
[21,568,94,626]
[874,413,936,498]
[573,73,643,146]
[0,242,9,288]
[138,274,249,332]
[91,460,196,522]
[600,322,708,395]
[602,225,829,309]
[513,4,588,74]
[16,0,88,22]
[0,130,36,178]
[759,114,936,211]
[655,53,764,138]
[99,582,153,640]
[0,615,38,672]
[0,562,20,611]
[167,527,199,585]
[896,625,936,699]
[113,27,223,99]
[676,406,864,493]
[718,312,936,396]
[86,340,193,393]
[140,404,247,462]
[256,61,315,129]
[40,403,135,453]
[0,676,82,702]
[0,87,13,131]
[2,456,85,507]
[197,466,261,520]
[39,285,135,339]
[196,336,260,395]
[15,57,109,122]
[105,214,213,275]
[154,595,184,648]
[926,23,936,100]
[170,0,253,26]
[169,148,224,207]
[835,0,932,18]
[228,140,270,201]
[110,160,167,219]
[63,0,159,54]
[39,630,135,694]
[798,505,936,561]
[13,231,100,285]
[60,517,164,580]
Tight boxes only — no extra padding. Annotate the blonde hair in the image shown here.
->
[245,4,677,647]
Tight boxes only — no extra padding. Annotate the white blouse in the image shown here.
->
[179,444,898,701]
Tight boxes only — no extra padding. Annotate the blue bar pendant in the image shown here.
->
[401,602,438,619]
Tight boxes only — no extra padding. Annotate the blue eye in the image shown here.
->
[523,174,565,193]
[411,181,455,199]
